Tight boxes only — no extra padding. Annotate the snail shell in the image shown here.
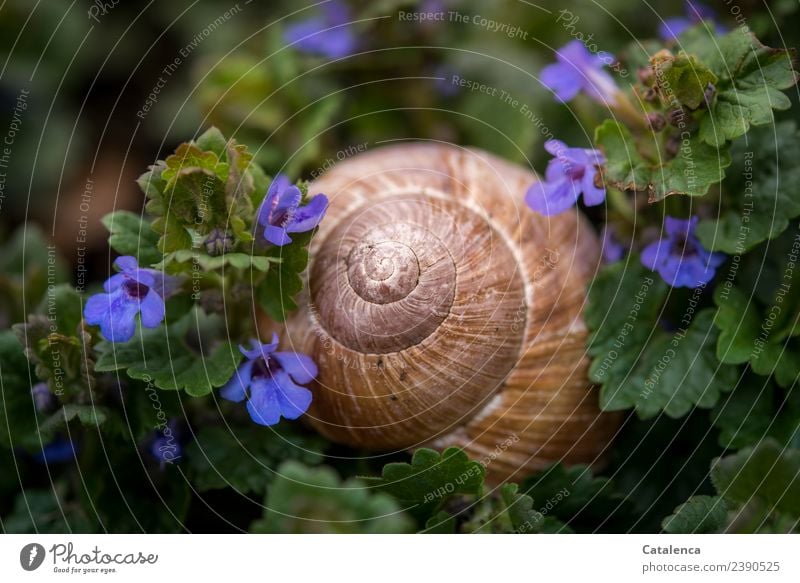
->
[281,143,620,483]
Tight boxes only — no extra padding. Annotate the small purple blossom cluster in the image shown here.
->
[527,28,727,289]
[83,174,326,428]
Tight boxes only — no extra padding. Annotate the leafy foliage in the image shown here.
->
[661,495,728,533]
[102,211,161,267]
[713,284,800,388]
[256,230,315,321]
[94,307,241,397]
[0,331,39,450]
[652,50,718,110]
[13,285,94,398]
[595,120,730,201]
[697,122,800,253]
[360,447,485,519]
[586,260,738,418]
[251,461,414,534]
[712,439,800,518]
[681,28,798,146]
[139,127,261,254]
[187,425,325,495]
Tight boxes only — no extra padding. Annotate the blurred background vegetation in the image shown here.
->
[1,0,798,532]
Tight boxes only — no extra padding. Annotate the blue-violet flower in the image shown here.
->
[284,0,357,59]
[659,1,725,41]
[34,439,77,464]
[525,140,606,216]
[257,174,328,246]
[31,382,57,413]
[601,225,626,263]
[540,40,619,105]
[84,256,181,343]
[641,216,725,288]
[220,334,317,426]
[148,419,183,468]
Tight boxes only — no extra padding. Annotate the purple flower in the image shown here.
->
[84,256,181,343]
[659,2,725,41]
[284,1,357,59]
[601,225,626,263]
[34,439,77,464]
[148,419,183,468]
[257,174,328,246]
[641,216,726,288]
[540,40,619,105]
[31,382,57,413]
[204,228,234,256]
[220,334,316,426]
[525,139,606,216]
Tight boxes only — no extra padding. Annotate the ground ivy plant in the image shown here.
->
[527,15,799,533]
[1,5,799,535]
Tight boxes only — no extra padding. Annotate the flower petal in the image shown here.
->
[246,377,282,426]
[86,288,140,342]
[139,289,166,328]
[103,273,127,292]
[264,225,292,246]
[273,371,313,420]
[239,334,280,361]
[273,351,318,384]
[220,360,254,403]
[525,178,579,216]
[286,194,328,233]
[114,256,139,273]
[581,169,606,206]
[540,63,583,103]
[640,240,664,272]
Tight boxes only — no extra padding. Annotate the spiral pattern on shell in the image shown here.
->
[280,142,620,483]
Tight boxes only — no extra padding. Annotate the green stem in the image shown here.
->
[608,187,636,223]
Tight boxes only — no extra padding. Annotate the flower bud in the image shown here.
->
[204,228,234,256]
[646,113,667,132]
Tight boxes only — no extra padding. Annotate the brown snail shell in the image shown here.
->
[280,143,620,483]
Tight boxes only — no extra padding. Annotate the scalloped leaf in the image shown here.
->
[94,307,241,397]
[662,495,728,533]
[361,447,485,519]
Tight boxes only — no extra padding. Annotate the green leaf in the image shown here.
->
[652,50,718,110]
[421,510,456,533]
[0,224,67,325]
[0,330,40,450]
[13,285,95,397]
[496,483,573,534]
[140,129,262,253]
[251,461,414,533]
[711,439,800,518]
[521,463,625,531]
[158,249,275,272]
[594,120,651,193]
[693,29,798,146]
[586,262,737,418]
[361,447,486,519]
[194,126,228,156]
[594,120,729,201]
[101,211,161,266]
[697,122,800,253]
[3,487,92,533]
[187,425,325,495]
[712,283,800,388]
[38,404,114,441]
[662,495,728,533]
[712,377,800,449]
[649,135,730,201]
[94,307,241,397]
[256,230,314,321]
